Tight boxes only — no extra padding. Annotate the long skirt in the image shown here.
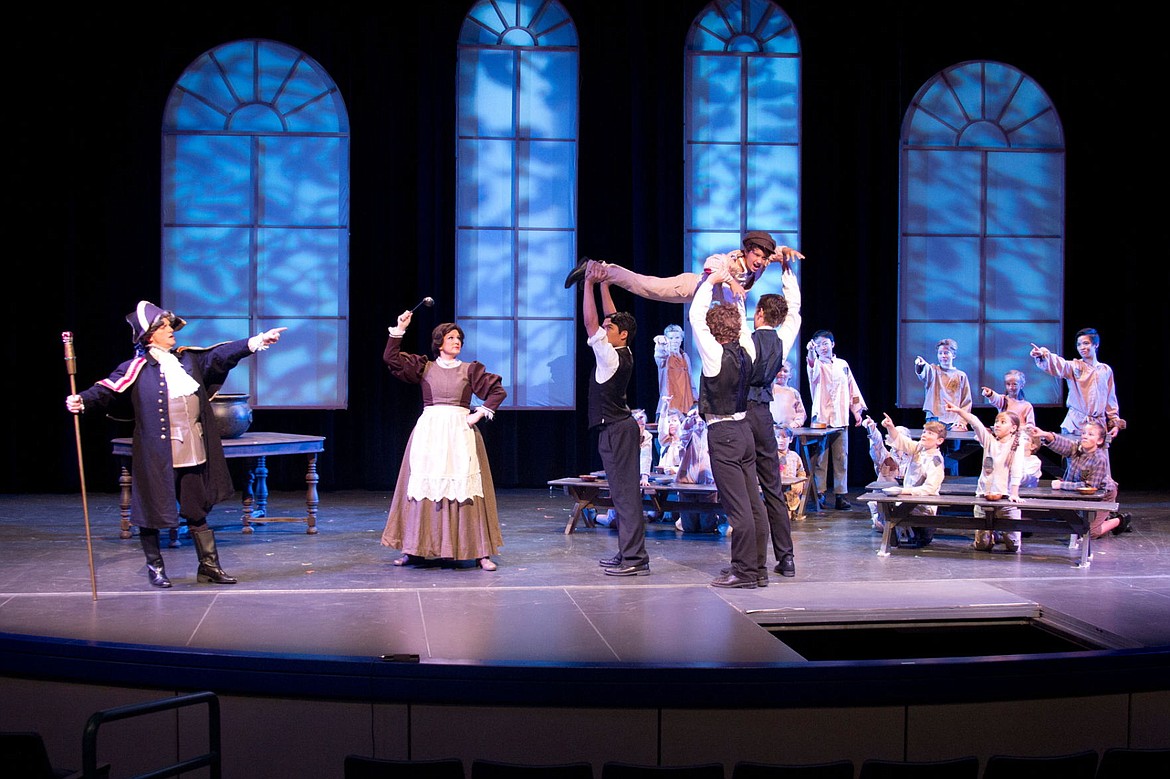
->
[381,410,502,560]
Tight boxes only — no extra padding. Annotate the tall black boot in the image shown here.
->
[140,531,172,588]
[191,526,238,584]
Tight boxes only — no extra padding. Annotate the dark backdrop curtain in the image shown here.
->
[10,1,1158,495]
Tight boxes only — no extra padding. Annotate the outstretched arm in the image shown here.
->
[582,267,600,334]
[599,278,619,320]
[248,327,288,352]
[776,266,802,360]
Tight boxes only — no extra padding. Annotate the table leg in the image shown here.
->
[877,504,895,557]
[253,455,269,518]
[241,466,256,534]
[117,460,132,539]
[564,486,600,534]
[797,436,823,513]
[305,452,319,534]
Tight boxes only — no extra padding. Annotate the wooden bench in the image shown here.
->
[548,477,720,535]
[859,488,1118,568]
[549,474,808,535]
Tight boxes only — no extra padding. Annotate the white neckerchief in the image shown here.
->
[150,347,200,398]
[435,356,461,369]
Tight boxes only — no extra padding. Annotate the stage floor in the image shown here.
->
[3,487,1170,666]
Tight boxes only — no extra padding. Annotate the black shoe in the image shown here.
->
[564,257,590,288]
[722,566,768,586]
[710,571,758,589]
[604,563,651,576]
[834,495,852,511]
[774,555,795,577]
[1112,512,1133,535]
[598,553,622,567]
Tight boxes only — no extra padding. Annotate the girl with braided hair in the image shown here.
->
[947,403,1025,553]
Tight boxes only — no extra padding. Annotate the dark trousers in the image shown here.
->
[706,418,767,578]
[747,401,793,564]
[597,416,649,566]
[175,463,212,528]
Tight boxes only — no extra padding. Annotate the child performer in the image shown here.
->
[1020,434,1044,488]
[806,330,867,510]
[981,369,1035,428]
[879,416,948,548]
[769,359,807,428]
[775,425,807,520]
[1027,422,1121,538]
[653,325,696,414]
[1030,328,1123,438]
[861,416,911,531]
[656,406,686,476]
[914,338,972,429]
[947,403,1024,553]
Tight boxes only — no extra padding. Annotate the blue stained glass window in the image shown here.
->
[457,0,579,410]
[686,1,803,381]
[162,39,350,409]
[899,61,1065,408]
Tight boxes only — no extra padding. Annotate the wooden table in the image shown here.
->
[865,476,1099,500]
[788,426,842,512]
[548,477,720,535]
[111,432,326,539]
[859,486,1118,568]
[548,473,807,534]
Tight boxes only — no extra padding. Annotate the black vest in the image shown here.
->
[588,346,634,429]
[699,343,751,417]
[747,328,785,404]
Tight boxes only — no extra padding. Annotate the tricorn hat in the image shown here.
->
[126,300,186,344]
[742,230,776,255]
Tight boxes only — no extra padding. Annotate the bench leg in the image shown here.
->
[877,506,894,556]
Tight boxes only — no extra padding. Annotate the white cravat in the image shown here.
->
[150,347,200,398]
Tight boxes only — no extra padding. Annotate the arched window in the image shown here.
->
[898,61,1064,408]
[685,0,801,307]
[457,0,579,409]
[162,39,350,409]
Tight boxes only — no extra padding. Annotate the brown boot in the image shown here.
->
[191,526,238,584]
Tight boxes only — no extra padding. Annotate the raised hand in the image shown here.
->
[259,327,287,346]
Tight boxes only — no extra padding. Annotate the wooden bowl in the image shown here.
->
[1076,486,1098,495]
[983,493,1003,501]
[578,474,598,482]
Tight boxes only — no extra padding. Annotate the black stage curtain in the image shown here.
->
[12,2,1158,494]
